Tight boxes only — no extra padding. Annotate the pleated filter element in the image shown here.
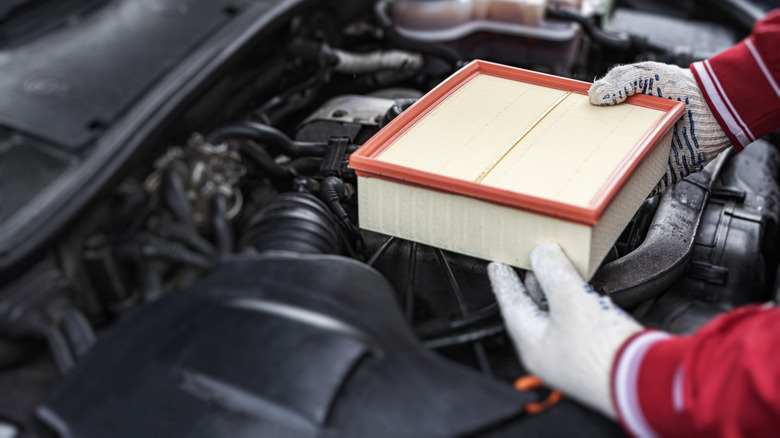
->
[349,60,684,278]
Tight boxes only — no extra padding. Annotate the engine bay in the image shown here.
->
[0,0,778,436]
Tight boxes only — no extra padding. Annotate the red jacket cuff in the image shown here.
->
[612,330,686,437]
[612,304,780,437]
[690,22,780,151]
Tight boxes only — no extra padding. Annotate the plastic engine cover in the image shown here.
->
[39,254,533,437]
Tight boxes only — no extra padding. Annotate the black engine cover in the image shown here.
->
[39,254,532,437]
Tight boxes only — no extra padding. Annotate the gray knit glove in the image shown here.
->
[589,62,731,195]
[489,244,643,419]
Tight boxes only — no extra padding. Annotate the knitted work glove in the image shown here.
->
[488,243,643,419]
[589,61,731,195]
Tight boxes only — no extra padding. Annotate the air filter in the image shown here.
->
[349,60,684,278]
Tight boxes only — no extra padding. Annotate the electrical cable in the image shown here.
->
[414,303,500,339]
[405,241,417,322]
[367,236,397,266]
[434,248,493,376]
[422,323,506,350]
[319,176,362,240]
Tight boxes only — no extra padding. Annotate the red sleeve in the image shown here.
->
[611,305,780,437]
[690,9,780,151]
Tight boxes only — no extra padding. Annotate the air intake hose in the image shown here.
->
[239,193,340,255]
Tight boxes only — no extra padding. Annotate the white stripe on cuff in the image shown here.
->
[672,366,685,413]
[703,60,757,143]
[614,331,671,438]
[745,38,780,98]
[692,61,754,147]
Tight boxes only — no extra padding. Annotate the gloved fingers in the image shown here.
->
[530,243,630,320]
[588,61,670,106]
[589,64,641,106]
[528,243,595,312]
[488,262,548,343]
[522,271,548,311]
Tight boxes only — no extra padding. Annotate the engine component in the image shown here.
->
[390,0,475,30]
[38,254,535,438]
[377,0,583,74]
[0,260,95,374]
[636,140,780,333]
[606,8,737,63]
[142,134,247,245]
[318,137,355,179]
[618,0,767,33]
[239,193,341,255]
[331,48,424,74]
[591,149,732,307]
[207,121,328,158]
[391,0,550,29]
[296,94,402,144]
[319,176,361,240]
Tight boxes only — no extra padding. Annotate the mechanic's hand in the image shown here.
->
[589,61,731,196]
[488,243,643,419]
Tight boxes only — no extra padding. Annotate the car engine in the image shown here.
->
[0,0,778,436]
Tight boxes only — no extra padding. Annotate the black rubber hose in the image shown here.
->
[289,157,324,175]
[40,323,76,374]
[374,0,461,69]
[240,193,340,254]
[137,240,212,270]
[150,218,217,257]
[138,261,163,303]
[59,306,96,359]
[207,121,327,157]
[546,5,634,51]
[8,313,77,375]
[236,140,290,180]
[210,193,234,254]
[161,167,195,227]
[117,234,213,270]
[382,98,418,126]
[238,143,323,179]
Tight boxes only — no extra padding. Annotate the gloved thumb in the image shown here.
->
[488,262,548,345]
